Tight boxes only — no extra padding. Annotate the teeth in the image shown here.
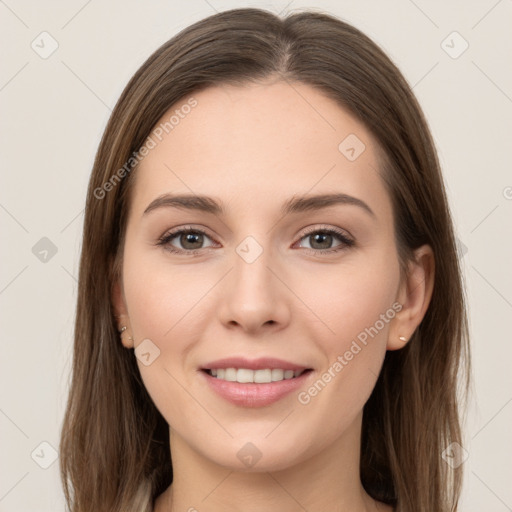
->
[237,368,255,383]
[225,368,237,381]
[255,369,272,383]
[271,369,284,381]
[208,367,305,383]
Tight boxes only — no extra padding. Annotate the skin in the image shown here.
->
[112,78,434,512]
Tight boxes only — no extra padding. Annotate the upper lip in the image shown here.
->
[201,357,311,371]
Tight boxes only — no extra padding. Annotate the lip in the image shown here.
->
[199,357,314,407]
[201,356,309,372]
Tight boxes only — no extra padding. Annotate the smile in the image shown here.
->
[205,368,308,383]
[200,357,314,407]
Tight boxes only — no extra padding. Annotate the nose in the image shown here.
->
[217,243,291,335]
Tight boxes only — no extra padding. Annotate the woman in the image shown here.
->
[59,7,470,512]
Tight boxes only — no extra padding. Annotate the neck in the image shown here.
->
[154,412,389,512]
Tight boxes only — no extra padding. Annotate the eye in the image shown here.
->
[156,224,355,256]
[294,226,355,255]
[157,226,217,255]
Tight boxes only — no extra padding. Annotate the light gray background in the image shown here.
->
[1,1,511,511]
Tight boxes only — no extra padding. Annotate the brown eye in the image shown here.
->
[308,232,334,250]
[157,227,216,254]
[296,227,354,254]
[179,231,204,250]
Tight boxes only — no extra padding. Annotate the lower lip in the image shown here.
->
[201,369,313,407]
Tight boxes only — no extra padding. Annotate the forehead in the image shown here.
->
[131,80,392,222]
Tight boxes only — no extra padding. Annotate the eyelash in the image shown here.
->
[156,225,355,257]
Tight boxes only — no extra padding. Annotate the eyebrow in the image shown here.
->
[143,192,375,218]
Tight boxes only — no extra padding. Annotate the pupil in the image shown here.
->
[312,233,331,249]
[182,232,203,249]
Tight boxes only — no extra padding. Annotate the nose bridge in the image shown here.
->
[218,233,289,331]
[233,234,277,306]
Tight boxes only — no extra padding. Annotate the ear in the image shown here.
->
[112,278,134,349]
[387,244,435,350]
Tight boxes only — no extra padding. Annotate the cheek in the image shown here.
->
[300,252,399,351]
[294,251,399,413]
[121,256,200,425]
[122,241,211,343]
[121,244,217,418]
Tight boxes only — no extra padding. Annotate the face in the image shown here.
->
[115,79,406,472]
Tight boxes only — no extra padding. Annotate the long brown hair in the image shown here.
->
[59,7,470,511]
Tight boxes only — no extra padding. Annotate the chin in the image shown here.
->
[199,436,312,473]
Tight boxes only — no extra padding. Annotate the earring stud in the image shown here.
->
[399,336,407,342]
[118,325,134,343]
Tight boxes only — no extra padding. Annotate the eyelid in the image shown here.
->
[297,224,353,242]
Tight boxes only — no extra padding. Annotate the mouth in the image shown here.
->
[199,357,314,407]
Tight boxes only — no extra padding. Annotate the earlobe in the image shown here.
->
[117,324,134,349]
[112,279,134,349]
[387,244,435,351]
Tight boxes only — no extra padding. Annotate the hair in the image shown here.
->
[59,7,471,512]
